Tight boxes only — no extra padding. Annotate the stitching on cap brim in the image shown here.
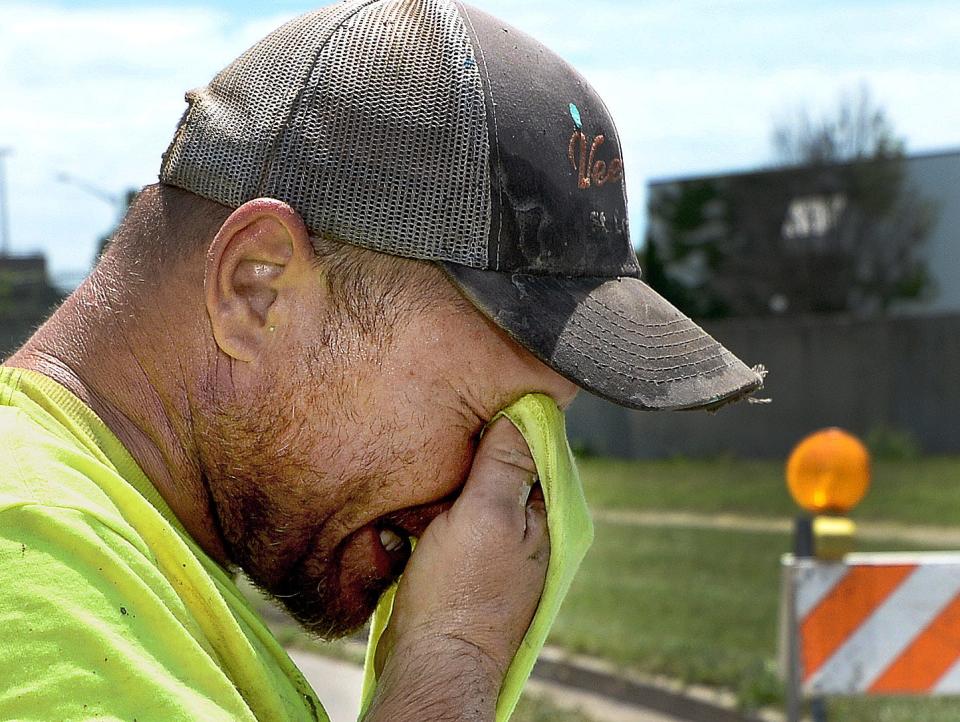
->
[439,263,763,411]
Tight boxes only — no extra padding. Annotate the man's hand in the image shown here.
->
[364,417,549,721]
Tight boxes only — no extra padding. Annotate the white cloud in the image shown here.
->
[1,0,958,279]
[493,0,960,242]
[0,3,299,278]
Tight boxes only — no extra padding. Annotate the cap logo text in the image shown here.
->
[567,102,623,189]
[568,132,624,189]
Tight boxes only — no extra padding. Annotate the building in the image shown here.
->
[566,149,960,458]
[888,150,960,315]
[643,148,960,319]
[0,253,63,358]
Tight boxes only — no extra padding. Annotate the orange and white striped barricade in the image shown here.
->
[781,552,960,721]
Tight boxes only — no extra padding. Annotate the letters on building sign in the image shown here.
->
[781,193,848,240]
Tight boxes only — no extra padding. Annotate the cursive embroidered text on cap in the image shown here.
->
[567,131,624,190]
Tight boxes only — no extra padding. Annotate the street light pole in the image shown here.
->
[56,172,129,265]
[56,172,124,219]
[0,148,12,257]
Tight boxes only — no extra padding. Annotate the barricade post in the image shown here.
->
[779,427,960,720]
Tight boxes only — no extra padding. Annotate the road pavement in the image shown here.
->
[287,649,364,722]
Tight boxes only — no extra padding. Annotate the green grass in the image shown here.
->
[826,696,960,721]
[549,519,960,720]
[578,455,960,526]
[550,522,788,708]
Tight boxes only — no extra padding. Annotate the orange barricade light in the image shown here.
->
[786,428,871,515]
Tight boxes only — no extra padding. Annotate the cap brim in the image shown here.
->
[440,264,763,411]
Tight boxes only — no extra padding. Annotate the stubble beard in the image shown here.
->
[197,382,395,639]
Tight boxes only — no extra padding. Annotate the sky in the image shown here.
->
[1,0,958,286]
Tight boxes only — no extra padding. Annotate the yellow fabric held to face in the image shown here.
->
[359,393,594,720]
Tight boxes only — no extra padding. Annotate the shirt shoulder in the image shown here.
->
[0,374,325,721]
[0,403,148,554]
[0,502,257,722]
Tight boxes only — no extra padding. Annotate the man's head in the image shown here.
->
[161,0,763,412]
[96,0,761,637]
[101,183,575,636]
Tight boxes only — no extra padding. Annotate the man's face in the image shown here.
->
[199,275,577,638]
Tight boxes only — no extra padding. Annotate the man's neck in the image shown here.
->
[4,274,230,565]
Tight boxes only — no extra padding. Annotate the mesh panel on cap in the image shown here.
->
[161,0,491,268]
[160,1,378,206]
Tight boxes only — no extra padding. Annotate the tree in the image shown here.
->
[644,85,937,318]
[772,85,905,165]
[768,85,936,315]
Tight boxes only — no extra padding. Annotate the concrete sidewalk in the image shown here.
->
[592,508,960,548]
[287,649,365,722]
[286,646,729,722]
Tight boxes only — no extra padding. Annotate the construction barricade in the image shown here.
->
[781,551,960,721]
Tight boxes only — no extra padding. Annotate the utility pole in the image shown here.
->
[56,172,124,219]
[56,172,130,265]
[0,148,12,257]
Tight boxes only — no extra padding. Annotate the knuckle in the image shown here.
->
[481,421,534,470]
[524,516,549,547]
[486,444,536,476]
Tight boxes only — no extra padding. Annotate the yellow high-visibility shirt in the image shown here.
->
[0,367,326,721]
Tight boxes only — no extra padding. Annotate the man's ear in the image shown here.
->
[204,198,314,362]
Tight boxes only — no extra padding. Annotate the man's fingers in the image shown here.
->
[460,417,537,509]
[376,418,551,697]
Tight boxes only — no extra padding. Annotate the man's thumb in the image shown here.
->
[459,416,537,508]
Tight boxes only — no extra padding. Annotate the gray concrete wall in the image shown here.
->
[895,151,960,315]
[566,313,960,458]
[5,307,958,459]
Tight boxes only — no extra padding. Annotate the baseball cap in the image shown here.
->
[160,0,763,411]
